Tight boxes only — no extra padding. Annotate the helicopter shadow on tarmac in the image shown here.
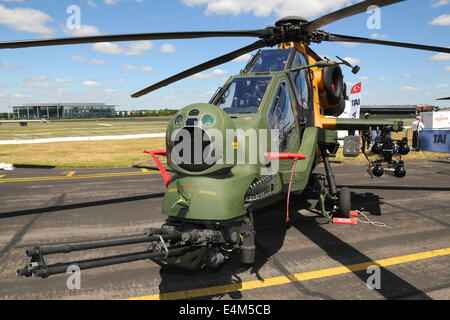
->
[156,188,431,300]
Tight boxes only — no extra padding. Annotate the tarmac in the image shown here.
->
[0,158,449,300]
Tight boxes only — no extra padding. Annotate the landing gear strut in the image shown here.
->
[316,145,351,219]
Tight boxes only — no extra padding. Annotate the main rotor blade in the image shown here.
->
[304,0,405,32]
[0,30,268,49]
[437,97,450,100]
[327,33,450,54]
[131,39,267,98]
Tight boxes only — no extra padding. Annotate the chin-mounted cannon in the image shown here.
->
[16,228,189,278]
[16,216,256,278]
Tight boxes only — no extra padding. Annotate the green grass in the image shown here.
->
[0,137,446,168]
[0,119,168,140]
[0,138,166,168]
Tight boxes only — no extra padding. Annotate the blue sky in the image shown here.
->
[0,0,449,112]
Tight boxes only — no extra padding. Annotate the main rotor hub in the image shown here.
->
[274,16,309,27]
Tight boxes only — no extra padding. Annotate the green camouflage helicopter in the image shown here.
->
[10,0,450,278]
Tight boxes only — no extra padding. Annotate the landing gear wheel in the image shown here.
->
[339,187,351,218]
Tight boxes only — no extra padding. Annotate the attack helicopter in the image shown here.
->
[9,0,450,278]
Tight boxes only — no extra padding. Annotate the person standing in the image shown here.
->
[412,115,424,150]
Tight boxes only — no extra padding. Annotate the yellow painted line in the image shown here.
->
[66,171,76,177]
[128,247,450,300]
[141,168,149,173]
[0,171,161,183]
[199,189,217,196]
[0,175,4,179]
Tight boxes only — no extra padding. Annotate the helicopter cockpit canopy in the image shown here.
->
[246,49,291,72]
[214,76,272,114]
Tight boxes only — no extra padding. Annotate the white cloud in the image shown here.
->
[436,83,448,88]
[0,4,54,35]
[141,66,154,72]
[232,53,253,62]
[87,0,97,8]
[16,76,71,89]
[191,73,215,80]
[430,14,450,25]
[122,65,155,72]
[92,42,125,55]
[63,24,101,37]
[370,33,388,39]
[358,76,369,81]
[431,0,449,8]
[338,42,359,48]
[182,0,356,18]
[342,57,361,65]
[122,65,137,71]
[430,52,450,61]
[71,55,106,65]
[104,0,144,5]
[92,41,153,56]
[446,66,450,72]
[404,73,413,78]
[377,76,395,81]
[0,62,13,68]
[160,43,176,53]
[396,86,421,93]
[55,78,72,83]
[82,80,103,87]
[125,41,154,56]
[191,68,228,80]
[212,68,227,75]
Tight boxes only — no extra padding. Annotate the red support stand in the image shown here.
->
[143,149,171,188]
[350,210,359,217]
[266,152,307,223]
[333,217,358,225]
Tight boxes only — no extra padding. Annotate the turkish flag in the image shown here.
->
[351,82,362,94]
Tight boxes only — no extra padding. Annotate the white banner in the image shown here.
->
[350,82,362,119]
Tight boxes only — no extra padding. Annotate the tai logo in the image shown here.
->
[433,134,447,144]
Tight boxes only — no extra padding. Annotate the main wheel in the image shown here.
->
[339,187,351,218]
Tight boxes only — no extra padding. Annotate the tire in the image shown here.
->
[339,187,351,218]
[323,65,344,106]
[394,166,406,178]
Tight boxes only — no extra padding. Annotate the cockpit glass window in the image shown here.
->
[290,52,311,110]
[248,49,290,73]
[214,77,272,114]
[268,81,295,152]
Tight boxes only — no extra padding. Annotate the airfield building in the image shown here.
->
[11,103,116,119]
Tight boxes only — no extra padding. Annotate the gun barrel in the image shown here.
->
[25,233,181,257]
[29,246,191,278]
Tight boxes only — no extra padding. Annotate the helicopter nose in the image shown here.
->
[166,103,236,175]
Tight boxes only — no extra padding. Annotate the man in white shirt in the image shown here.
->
[412,115,424,150]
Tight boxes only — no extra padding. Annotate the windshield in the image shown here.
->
[248,49,290,73]
[214,77,272,114]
